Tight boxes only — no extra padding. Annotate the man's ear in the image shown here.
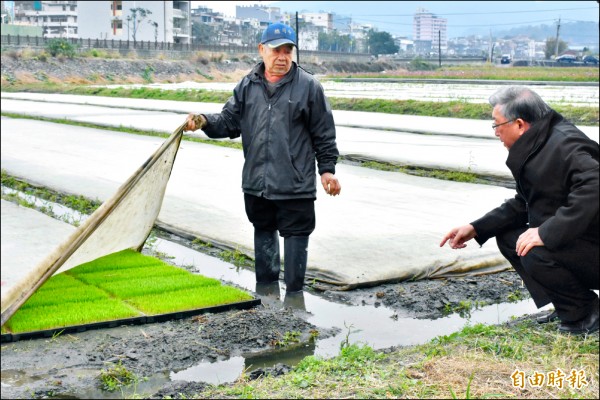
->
[516,118,530,134]
[515,118,524,128]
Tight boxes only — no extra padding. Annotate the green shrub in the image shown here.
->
[45,38,76,58]
[407,56,438,71]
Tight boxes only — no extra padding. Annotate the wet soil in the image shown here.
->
[1,300,330,399]
[324,270,528,319]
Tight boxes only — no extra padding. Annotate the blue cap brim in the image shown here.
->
[265,38,295,48]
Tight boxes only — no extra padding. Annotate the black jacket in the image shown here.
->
[472,110,599,250]
[202,62,339,200]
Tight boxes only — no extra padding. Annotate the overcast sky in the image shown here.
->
[191,1,599,38]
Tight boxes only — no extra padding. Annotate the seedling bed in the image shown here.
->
[1,249,259,342]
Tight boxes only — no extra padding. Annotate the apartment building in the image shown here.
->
[77,1,191,43]
[299,12,334,33]
[413,7,447,55]
[11,1,76,38]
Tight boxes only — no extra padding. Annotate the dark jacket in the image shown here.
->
[472,110,599,250]
[202,62,339,200]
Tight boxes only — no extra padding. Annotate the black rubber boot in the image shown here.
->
[283,291,306,311]
[284,236,309,293]
[254,229,280,283]
[255,281,280,298]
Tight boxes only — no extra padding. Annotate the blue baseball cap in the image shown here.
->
[260,22,296,48]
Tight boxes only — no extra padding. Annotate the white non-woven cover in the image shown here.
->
[1,124,184,326]
[1,118,514,296]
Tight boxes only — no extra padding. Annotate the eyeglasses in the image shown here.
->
[492,119,515,130]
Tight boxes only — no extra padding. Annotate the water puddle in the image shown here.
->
[152,236,547,365]
[1,369,44,387]
[170,356,245,384]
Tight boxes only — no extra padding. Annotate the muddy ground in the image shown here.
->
[1,228,529,400]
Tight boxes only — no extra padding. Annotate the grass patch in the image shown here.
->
[99,360,137,392]
[1,170,103,215]
[198,320,598,399]
[4,249,254,334]
[0,113,245,150]
[328,97,598,126]
[2,83,597,125]
[352,158,495,185]
[327,65,600,82]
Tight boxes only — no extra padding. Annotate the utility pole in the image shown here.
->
[438,30,441,67]
[554,17,561,57]
[295,12,300,65]
[488,29,492,63]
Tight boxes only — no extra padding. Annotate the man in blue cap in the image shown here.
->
[184,23,341,298]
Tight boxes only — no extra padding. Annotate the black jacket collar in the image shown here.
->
[506,110,563,178]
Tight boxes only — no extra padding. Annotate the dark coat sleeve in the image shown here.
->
[471,194,529,246]
[202,81,244,139]
[307,80,339,175]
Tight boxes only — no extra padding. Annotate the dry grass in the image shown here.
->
[13,71,41,84]
[422,351,598,399]
[197,320,598,399]
[63,76,93,85]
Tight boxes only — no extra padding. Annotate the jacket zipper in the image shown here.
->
[263,102,272,197]
[517,141,544,227]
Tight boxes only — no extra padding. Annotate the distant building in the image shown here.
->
[77,1,191,44]
[300,12,334,33]
[298,24,319,51]
[413,8,447,55]
[236,4,284,24]
[394,37,414,54]
[348,22,371,53]
[11,1,76,38]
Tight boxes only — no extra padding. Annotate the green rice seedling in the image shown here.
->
[6,299,141,333]
[36,272,85,290]
[73,264,188,286]
[69,249,164,274]
[4,248,256,334]
[125,285,253,314]
[19,285,110,310]
[94,274,221,298]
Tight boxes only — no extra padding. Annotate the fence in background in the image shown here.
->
[0,34,374,63]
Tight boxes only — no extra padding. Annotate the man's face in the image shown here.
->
[492,105,523,149]
[259,43,294,78]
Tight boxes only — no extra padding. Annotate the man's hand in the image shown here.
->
[321,172,341,196]
[516,227,544,256]
[440,224,477,249]
[184,113,207,132]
